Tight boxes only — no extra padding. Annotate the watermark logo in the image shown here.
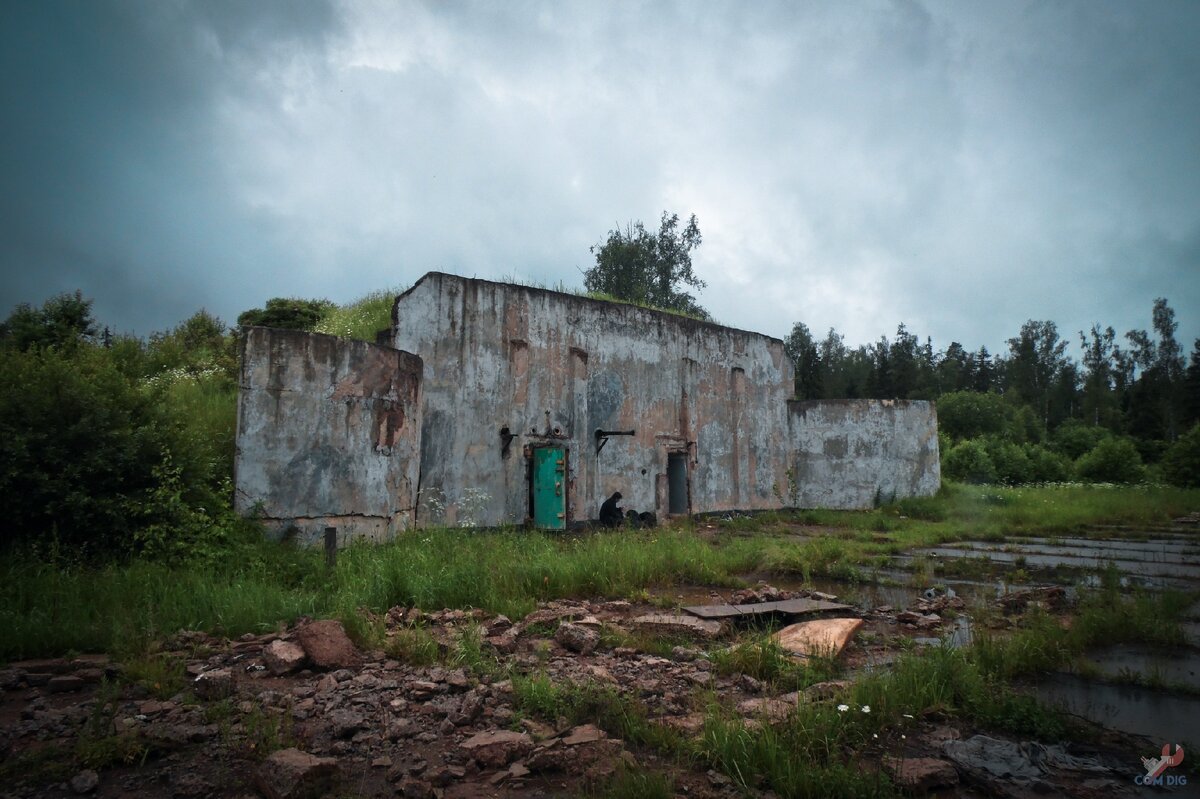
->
[1135,743,1185,787]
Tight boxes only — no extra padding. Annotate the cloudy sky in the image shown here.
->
[2,0,1197,356]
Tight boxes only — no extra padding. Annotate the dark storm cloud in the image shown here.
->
[0,0,338,333]
[1,0,1197,356]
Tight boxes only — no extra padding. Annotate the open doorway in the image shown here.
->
[667,452,689,515]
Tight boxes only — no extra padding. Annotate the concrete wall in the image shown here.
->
[234,327,424,545]
[786,399,940,509]
[391,273,793,527]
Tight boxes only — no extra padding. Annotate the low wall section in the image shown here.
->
[234,327,423,545]
[787,399,940,509]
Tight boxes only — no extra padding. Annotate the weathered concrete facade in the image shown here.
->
[234,327,423,545]
[234,273,941,538]
[787,399,941,509]
[391,273,793,528]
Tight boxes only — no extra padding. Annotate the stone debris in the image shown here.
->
[69,769,99,794]
[632,613,724,639]
[461,729,533,768]
[192,667,233,700]
[773,618,863,659]
[0,589,1145,799]
[683,597,852,621]
[263,639,307,675]
[296,619,361,670]
[255,748,339,799]
[554,621,600,654]
[896,611,943,630]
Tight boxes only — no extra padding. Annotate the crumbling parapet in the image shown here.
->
[234,327,423,545]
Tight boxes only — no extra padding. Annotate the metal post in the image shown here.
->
[324,527,337,570]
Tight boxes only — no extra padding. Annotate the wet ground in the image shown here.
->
[3,519,1198,798]
[672,520,1200,758]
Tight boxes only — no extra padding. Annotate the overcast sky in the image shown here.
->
[2,0,1197,357]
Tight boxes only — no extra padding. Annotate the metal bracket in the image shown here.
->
[594,428,635,454]
[500,426,517,458]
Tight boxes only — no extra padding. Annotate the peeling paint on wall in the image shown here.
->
[235,274,942,541]
[787,399,941,509]
[234,327,423,545]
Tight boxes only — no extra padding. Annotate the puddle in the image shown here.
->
[1032,673,1200,745]
[912,546,1200,580]
[1010,536,1200,558]
[1080,645,1200,692]
[951,540,1200,566]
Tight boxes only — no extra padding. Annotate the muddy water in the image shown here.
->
[1032,674,1200,746]
[913,546,1200,581]
[1080,645,1200,691]
[1009,536,1200,557]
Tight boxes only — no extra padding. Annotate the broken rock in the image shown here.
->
[773,618,863,659]
[461,729,533,769]
[631,614,723,640]
[254,748,339,799]
[70,769,99,794]
[192,668,234,700]
[554,622,600,655]
[296,620,361,670]
[263,640,307,676]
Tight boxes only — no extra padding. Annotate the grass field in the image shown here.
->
[1,483,1197,661]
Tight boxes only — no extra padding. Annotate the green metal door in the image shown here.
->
[532,447,566,529]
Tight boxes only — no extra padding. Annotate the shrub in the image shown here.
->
[1023,444,1072,483]
[983,438,1032,485]
[313,288,405,342]
[1050,420,1109,460]
[0,345,230,558]
[937,391,1009,441]
[1162,425,1200,488]
[1076,437,1144,484]
[943,439,997,484]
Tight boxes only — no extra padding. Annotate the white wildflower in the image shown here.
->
[861,705,871,714]
[837,704,849,713]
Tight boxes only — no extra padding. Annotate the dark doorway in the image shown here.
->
[667,452,688,514]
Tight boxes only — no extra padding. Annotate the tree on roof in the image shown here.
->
[584,211,709,319]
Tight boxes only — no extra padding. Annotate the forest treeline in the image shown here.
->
[1,288,1198,561]
[783,298,1200,486]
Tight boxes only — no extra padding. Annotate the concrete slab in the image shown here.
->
[773,618,864,659]
[682,597,852,620]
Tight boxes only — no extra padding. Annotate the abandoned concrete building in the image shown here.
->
[235,272,940,544]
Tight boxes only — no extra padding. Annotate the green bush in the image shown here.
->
[937,391,1010,441]
[236,298,333,331]
[983,438,1032,485]
[1050,420,1109,460]
[1076,437,1144,484]
[1023,445,1072,483]
[943,439,998,484]
[0,346,231,558]
[1162,425,1200,488]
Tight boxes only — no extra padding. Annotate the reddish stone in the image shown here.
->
[461,730,533,768]
[296,620,360,670]
[254,748,339,799]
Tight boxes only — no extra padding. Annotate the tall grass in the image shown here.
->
[0,527,760,660]
[312,287,406,342]
[4,485,1196,660]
